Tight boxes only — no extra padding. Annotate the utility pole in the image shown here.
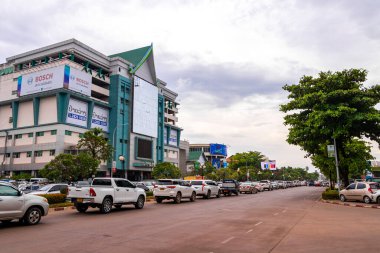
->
[333,137,340,195]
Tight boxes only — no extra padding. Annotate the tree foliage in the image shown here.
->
[77,127,113,161]
[40,153,100,182]
[281,69,380,186]
[152,162,182,179]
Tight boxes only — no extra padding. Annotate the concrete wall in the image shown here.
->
[17,100,34,128]
[0,104,13,129]
[39,96,57,124]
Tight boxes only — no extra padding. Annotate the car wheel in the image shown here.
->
[253,189,258,194]
[235,191,239,196]
[377,197,380,204]
[190,192,196,202]
[23,207,42,225]
[216,191,221,198]
[340,194,346,202]
[100,197,113,214]
[155,197,163,203]
[174,192,181,204]
[75,203,88,213]
[363,196,371,204]
[228,192,232,196]
[135,195,145,209]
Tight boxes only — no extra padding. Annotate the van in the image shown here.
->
[29,178,49,184]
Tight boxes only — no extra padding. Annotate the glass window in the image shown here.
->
[65,130,72,136]
[347,183,356,190]
[357,183,366,189]
[15,134,22,139]
[92,179,111,186]
[34,151,43,157]
[26,151,32,158]
[51,130,57,135]
[49,185,61,192]
[136,138,152,159]
[191,181,203,185]
[7,135,12,140]
[49,150,55,156]
[28,133,33,138]
[0,185,19,196]
[36,131,44,137]
[370,183,379,190]
[12,152,20,158]
[5,153,10,158]
[116,179,135,188]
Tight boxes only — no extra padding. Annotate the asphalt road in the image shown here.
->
[1,187,379,253]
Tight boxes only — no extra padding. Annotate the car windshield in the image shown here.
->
[157,180,175,185]
[370,183,379,190]
[191,181,203,185]
[38,185,51,191]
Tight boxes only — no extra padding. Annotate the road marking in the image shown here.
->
[274,212,279,216]
[254,221,263,226]
[221,236,235,244]
[282,209,287,213]
[246,229,253,233]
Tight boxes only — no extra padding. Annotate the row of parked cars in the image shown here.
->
[0,177,306,226]
[339,181,380,204]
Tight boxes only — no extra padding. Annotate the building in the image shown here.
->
[189,143,228,168]
[186,150,207,175]
[0,39,181,180]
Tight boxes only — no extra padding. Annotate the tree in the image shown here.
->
[281,69,380,186]
[152,162,181,179]
[77,127,113,161]
[40,153,100,182]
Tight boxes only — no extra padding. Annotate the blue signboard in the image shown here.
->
[210,143,227,156]
[212,158,221,169]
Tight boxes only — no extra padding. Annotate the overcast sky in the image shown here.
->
[2,0,380,171]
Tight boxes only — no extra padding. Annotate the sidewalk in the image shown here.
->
[321,199,380,209]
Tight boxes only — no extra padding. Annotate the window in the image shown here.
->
[5,153,10,158]
[92,179,111,186]
[51,130,57,135]
[49,185,61,192]
[120,109,124,114]
[34,151,43,157]
[7,135,12,140]
[346,183,356,190]
[8,117,13,123]
[11,90,17,95]
[26,151,32,158]
[65,130,72,136]
[0,185,19,196]
[121,86,125,93]
[36,131,44,137]
[49,150,55,156]
[15,134,22,139]
[357,183,366,189]
[120,139,128,144]
[115,179,134,188]
[120,98,124,104]
[28,133,33,138]
[12,152,20,158]
[126,87,130,94]
[136,138,153,159]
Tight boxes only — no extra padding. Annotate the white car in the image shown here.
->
[0,183,49,225]
[190,180,220,199]
[371,189,380,204]
[28,183,68,195]
[252,181,264,192]
[153,179,196,204]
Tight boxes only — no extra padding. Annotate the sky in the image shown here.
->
[1,0,380,171]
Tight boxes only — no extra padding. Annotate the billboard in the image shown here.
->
[212,158,221,168]
[17,65,92,97]
[210,143,227,156]
[66,98,88,127]
[168,129,178,146]
[132,76,158,138]
[261,160,276,170]
[91,106,109,132]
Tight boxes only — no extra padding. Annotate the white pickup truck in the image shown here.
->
[67,178,146,214]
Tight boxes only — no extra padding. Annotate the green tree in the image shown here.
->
[40,153,100,182]
[281,69,380,186]
[77,127,113,161]
[11,173,32,181]
[152,162,181,179]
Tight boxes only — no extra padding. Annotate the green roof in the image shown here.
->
[109,45,151,66]
[188,151,204,162]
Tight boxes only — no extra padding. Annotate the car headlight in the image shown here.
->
[42,198,48,203]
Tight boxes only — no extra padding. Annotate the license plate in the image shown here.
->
[76,198,83,203]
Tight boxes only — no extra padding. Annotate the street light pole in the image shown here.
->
[111,123,128,178]
[333,137,340,195]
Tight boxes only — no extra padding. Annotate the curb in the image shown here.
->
[50,206,76,212]
[321,199,380,209]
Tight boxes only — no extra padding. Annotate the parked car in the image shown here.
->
[67,178,146,213]
[153,179,196,204]
[133,182,150,192]
[29,178,49,185]
[220,179,240,196]
[260,180,273,191]
[190,180,220,199]
[252,181,264,192]
[339,182,379,204]
[74,181,91,187]
[239,182,258,194]
[141,181,156,191]
[19,184,41,194]
[28,184,68,195]
[370,189,380,204]
[271,181,279,190]
[277,181,287,189]
[0,182,49,225]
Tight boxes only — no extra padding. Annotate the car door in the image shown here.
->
[356,183,367,200]
[48,185,62,194]
[345,183,356,200]
[113,179,128,203]
[122,179,138,202]
[180,181,192,197]
[0,185,25,219]
[206,181,217,195]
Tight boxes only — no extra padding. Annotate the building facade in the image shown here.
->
[0,39,181,180]
[189,143,228,168]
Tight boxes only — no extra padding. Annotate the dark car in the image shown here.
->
[220,179,240,196]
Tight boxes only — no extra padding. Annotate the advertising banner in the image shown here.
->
[168,129,177,146]
[66,98,88,127]
[91,106,109,132]
[261,160,277,170]
[17,65,92,97]
[212,158,221,168]
[210,143,227,156]
[132,76,158,138]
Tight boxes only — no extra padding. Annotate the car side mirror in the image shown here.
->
[18,191,23,196]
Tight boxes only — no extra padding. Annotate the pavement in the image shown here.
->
[1,187,379,253]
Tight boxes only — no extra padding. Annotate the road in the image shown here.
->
[1,187,380,253]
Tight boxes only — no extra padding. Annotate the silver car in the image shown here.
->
[0,183,49,225]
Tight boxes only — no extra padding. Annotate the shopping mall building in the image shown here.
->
[0,39,183,180]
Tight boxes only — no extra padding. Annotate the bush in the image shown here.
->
[146,191,153,197]
[39,194,67,204]
[322,189,339,200]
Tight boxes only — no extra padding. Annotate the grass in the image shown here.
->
[49,202,74,208]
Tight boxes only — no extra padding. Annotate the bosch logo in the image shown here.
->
[27,77,33,85]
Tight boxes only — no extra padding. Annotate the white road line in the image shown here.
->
[282,209,287,213]
[274,212,279,216]
[254,221,263,226]
[246,229,253,233]
[221,236,235,244]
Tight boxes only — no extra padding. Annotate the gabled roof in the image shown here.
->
[188,151,206,162]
